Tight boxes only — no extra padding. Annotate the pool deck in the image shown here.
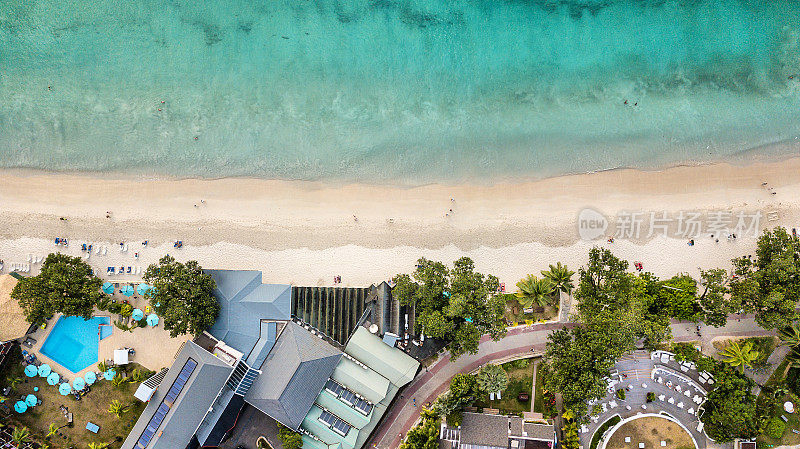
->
[27,305,190,382]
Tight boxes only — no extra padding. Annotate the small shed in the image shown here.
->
[114,349,130,365]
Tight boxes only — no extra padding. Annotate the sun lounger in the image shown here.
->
[782,415,789,422]
[22,337,36,348]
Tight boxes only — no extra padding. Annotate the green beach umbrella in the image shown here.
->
[14,401,27,413]
[146,313,159,326]
[121,285,134,297]
[72,377,85,391]
[59,382,72,395]
[38,363,51,377]
[131,308,144,321]
[24,364,37,377]
[84,371,97,385]
[25,394,37,407]
[47,372,60,386]
[102,282,114,294]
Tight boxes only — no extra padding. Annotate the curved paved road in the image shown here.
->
[368,314,776,449]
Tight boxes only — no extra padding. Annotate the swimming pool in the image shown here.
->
[39,316,112,373]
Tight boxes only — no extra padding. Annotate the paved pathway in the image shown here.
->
[369,314,778,449]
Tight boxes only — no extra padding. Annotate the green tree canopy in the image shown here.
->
[277,424,303,449]
[143,255,219,337]
[515,275,554,309]
[12,253,103,323]
[697,268,735,327]
[730,227,800,330]
[476,364,509,394]
[392,257,505,360]
[542,262,575,295]
[400,408,439,449]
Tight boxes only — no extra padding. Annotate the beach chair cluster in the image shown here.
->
[107,266,142,275]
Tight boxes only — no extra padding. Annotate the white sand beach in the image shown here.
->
[0,157,799,287]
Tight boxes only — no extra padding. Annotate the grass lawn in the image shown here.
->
[604,416,693,449]
[756,394,800,447]
[533,361,546,414]
[474,358,534,414]
[503,295,558,326]
[1,346,147,449]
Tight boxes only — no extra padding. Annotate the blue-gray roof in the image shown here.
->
[245,322,342,430]
[204,270,291,355]
[121,341,234,449]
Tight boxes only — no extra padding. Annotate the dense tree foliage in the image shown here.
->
[730,227,800,329]
[12,253,103,323]
[277,424,303,449]
[400,408,439,449]
[672,344,764,442]
[697,268,735,327]
[144,255,219,337]
[392,257,505,360]
[433,373,483,420]
[476,364,509,395]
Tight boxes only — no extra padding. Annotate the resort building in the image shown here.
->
[122,269,419,449]
[440,412,556,449]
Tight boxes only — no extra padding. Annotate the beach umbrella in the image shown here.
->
[47,372,60,386]
[38,363,51,377]
[14,401,27,413]
[131,308,144,321]
[104,369,116,380]
[59,382,72,395]
[146,313,159,326]
[121,285,134,297]
[85,371,97,385]
[73,377,86,391]
[137,283,151,295]
[25,394,37,407]
[24,364,38,377]
[102,282,114,294]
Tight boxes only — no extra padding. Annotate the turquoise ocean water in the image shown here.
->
[1,0,799,184]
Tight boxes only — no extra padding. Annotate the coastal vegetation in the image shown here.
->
[392,257,506,360]
[143,255,219,337]
[12,253,103,324]
[276,424,303,449]
[399,408,439,449]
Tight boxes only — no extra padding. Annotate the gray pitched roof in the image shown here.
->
[460,413,509,448]
[205,269,291,355]
[245,322,342,430]
[522,422,554,441]
[121,341,234,449]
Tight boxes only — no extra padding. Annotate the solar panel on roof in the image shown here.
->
[324,378,374,416]
[134,358,197,449]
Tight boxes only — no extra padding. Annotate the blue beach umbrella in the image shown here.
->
[14,401,27,413]
[104,369,116,380]
[121,285,134,297]
[25,394,37,407]
[73,377,86,391]
[131,308,144,321]
[38,363,51,377]
[102,282,114,294]
[146,313,159,326]
[47,372,60,386]
[59,383,72,395]
[85,371,97,385]
[24,364,38,377]
[136,283,151,295]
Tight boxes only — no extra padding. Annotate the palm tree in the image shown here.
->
[779,322,800,347]
[87,443,110,449]
[108,400,131,418]
[11,426,31,446]
[131,368,145,383]
[97,361,108,373]
[542,262,575,295]
[720,340,760,373]
[111,373,128,388]
[8,377,22,391]
[46,423,59,439]
[515,275,554,309]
